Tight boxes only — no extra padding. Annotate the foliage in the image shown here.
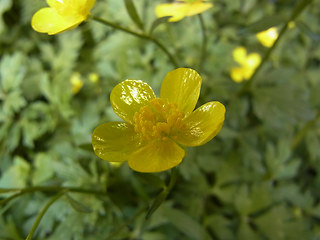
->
[1,0,320,239]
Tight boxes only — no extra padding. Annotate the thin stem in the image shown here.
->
[198,14,207,72]
[291,111,320,150]
[240,0,314,94]
[90,15,179,68]
[0,186,105,195]
[26,190,66,240]
[105,207,147,240]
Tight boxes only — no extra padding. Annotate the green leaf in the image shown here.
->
[66,194,92,213]
[240,15,287,34]
[124,0,144,31]
[149,16,171,35]
[161,206,211,240]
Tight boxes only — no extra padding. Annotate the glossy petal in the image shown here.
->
[110,80,156,124]
[155,3,187,22]
[160,68,201,116]
[92,122,140,162]
[176,101,225,146]
[128,139,185,172]
[185,2,213,17]
[31,8,83,35]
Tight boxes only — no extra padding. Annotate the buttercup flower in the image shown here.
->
[31,0,96,35]
[155,0,213,22]
[92,68,225,173]
[230,47,261,83]
[256,27,278,48]
[70,72,83,94]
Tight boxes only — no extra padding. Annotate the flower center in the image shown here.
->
[133,98,186,141]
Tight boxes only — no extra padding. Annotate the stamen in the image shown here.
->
[133,98,185,141]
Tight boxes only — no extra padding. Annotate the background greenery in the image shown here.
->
[1,0,320,239]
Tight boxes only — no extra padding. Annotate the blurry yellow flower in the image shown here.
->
[70,72,83,94]
[288,21,295,29]
[31,0,96,35]
[155,0,213,22]
[231,47,261,83]
[92,68,225,173]
[89,72,99,83]
[256,27,278,48]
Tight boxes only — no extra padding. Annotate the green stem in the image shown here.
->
[90,15,179,68]
[26,190,66,240]
[291,111,320,150]
[0,186,106,206]
[105,207,146,240]
[198,14,207,72]
[240,0,314,94]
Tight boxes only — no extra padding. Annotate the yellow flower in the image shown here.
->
[70,72,83,94]
[230,47,261,83]
[155,0,213,22]
[88,72,99,83]
[256,27,278,48]
[31,0,96,35]
[92,68,225,173]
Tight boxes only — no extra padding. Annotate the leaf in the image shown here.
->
[66,194,92,213]
[240,15,287,34]
[124,0,144,31]
[161,206,211,240]
[149,16,171,35]
[0,0,12,34]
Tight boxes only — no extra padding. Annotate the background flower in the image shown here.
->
[230,47,261,82]
[31,0,96,35]
[256,27,279,47]
[155,0,213,22]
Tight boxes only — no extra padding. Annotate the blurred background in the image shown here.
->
[0,0,320,239]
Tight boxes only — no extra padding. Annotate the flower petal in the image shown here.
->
[231,67,245,83]
[185,2,213,17]
[233,46,247,65]
[128,139,185,173]
[155,3,187,22]
[92,122,140,162]
[176,101,225,147]
[31,8,83,35]
[110,80,156,124]
[160,68,202,116]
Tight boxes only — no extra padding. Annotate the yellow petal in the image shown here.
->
[185,2,213,17]
[128,139,185,172]
[110,80,156,124]
[155,3,187,22]
[246,53,261,69]
[256,27,278,47]
[92,122,140,162]
[176,101,225,146]
[31,8,83,35]
[233,46,247,65]
[230,67,245,83]
[160,68,202,116]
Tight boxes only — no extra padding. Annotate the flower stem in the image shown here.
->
[105,207,147,240]
[26,190,67,240]
[90,15,179,68]
[240,0,314,93]
[198,14,207,72]
[0,186,106,206]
